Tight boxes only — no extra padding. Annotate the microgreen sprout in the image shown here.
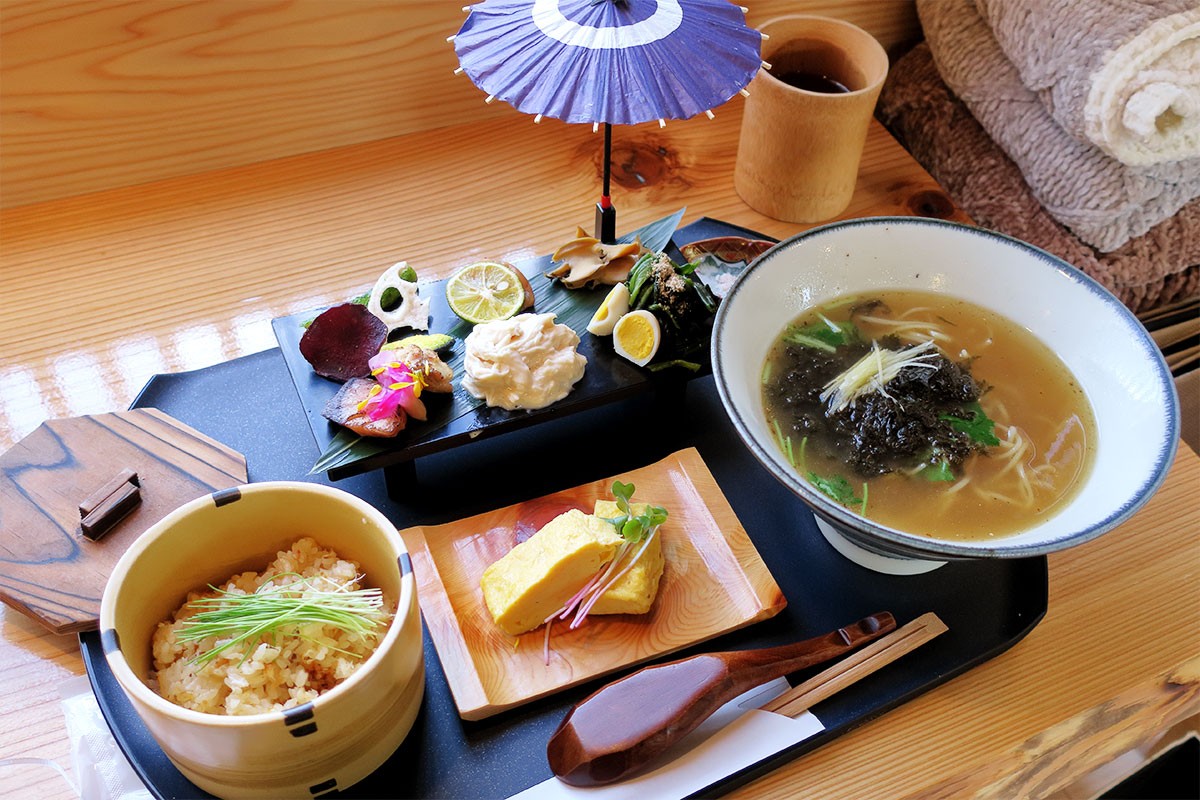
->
[177,573,388,668]
[604,481,669,543]
[540,482,668,663]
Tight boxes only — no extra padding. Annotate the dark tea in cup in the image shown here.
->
[774,70,851,94]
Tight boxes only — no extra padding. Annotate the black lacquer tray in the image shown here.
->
[270,217,760,481]
[81,219,1048,800]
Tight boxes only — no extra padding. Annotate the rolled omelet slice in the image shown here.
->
[590,500,665,616]
[481,509,622,636]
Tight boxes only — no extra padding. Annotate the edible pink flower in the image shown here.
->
[358,353,428,422]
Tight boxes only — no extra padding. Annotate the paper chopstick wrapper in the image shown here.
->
[511,678,823,800]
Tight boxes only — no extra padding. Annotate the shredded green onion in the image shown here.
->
[177,573,388,668]
[783,331,837,352]
[820,340,940,414]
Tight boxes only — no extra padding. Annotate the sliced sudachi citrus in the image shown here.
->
[446,261,527,325]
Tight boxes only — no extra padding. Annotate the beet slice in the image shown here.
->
[299,303,387,381]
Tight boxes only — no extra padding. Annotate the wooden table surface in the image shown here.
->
[1,105,1197,799]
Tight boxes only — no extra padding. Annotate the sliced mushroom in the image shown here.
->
[547,228,646,289]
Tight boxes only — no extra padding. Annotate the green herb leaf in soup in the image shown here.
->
[807,472,865,509]
[940,401,1000,446]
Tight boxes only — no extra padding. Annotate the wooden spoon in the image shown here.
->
[546,611,895,786]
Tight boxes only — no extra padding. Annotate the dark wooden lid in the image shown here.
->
[0,408,247,634]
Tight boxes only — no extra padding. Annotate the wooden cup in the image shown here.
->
[734,15,889,223]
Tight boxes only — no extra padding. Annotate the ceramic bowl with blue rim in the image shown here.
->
[99,481,422,798]
[712,217,1179,574]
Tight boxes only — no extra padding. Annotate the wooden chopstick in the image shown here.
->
[762,612,948,719]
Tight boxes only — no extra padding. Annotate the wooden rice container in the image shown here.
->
[99,481,422,799]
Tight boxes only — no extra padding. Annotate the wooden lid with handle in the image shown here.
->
[0,408,247,634]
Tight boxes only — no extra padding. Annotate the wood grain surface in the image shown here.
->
[761,612,949,718]
[0,408,247,634]
[399,447,786,721]
[726,446,1200,800]
[0,111,964,454]
[548,613,895,786]
[1,3,1196,794]
[0,0,919,208]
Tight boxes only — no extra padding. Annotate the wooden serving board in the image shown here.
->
[0,408,247,634]
[399,447,787,721]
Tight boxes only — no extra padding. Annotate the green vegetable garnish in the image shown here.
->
[605,481,668,543]
[807,472,865,510]
[378,286,402,311]
[922,458,956,482]
[940,401,1000,446]
[627,252,655,305]
[647,359,702,372]
[177,573,388,668]
[302,292,369,328]
[382,332,455,352]
[771,418,797,467]
[543,480,670,661]
[783,319,859,351]
[783,331,836,352]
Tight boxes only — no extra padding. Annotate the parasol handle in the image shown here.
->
[596,122,616,243]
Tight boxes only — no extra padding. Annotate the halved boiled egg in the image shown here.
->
[586,283,630,335]
[612,309,661,367]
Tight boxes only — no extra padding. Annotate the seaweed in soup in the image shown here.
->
[767,341,988,477]
[828,348,985,476]
[761,291,1095,540]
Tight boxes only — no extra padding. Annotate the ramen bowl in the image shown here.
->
[99,481,423,798]
[712,217,1179,573]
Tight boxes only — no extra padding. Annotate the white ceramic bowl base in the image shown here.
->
[814,518,946,575]
[713,218,1179,565]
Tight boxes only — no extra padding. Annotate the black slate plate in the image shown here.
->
[81,219,1048,800]
[270,217,765,481]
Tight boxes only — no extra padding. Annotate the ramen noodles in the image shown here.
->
[761,291,1095,540]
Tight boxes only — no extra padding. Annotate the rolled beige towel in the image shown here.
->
[918,0,1200,252]
[973,0,1200,167]
[878,42,1199,314]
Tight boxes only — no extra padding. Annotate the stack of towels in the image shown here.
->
[878,0,1199,313]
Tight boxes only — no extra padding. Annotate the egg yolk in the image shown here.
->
[617,315,656,360]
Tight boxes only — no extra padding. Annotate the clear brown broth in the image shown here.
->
[762,291,1096,540]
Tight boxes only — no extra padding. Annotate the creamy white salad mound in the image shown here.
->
[462,313,587,411]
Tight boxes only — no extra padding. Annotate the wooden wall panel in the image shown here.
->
[0,0,920,209]
[0,0,505,208]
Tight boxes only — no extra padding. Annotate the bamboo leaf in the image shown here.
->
[618,207,685,253]
[310,208,687,474]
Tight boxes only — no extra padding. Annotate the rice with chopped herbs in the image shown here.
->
[151,537,393,716]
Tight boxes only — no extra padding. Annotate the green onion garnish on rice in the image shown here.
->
[177,573,388,668]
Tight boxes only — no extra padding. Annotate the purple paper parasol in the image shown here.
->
[452,0,763,241]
